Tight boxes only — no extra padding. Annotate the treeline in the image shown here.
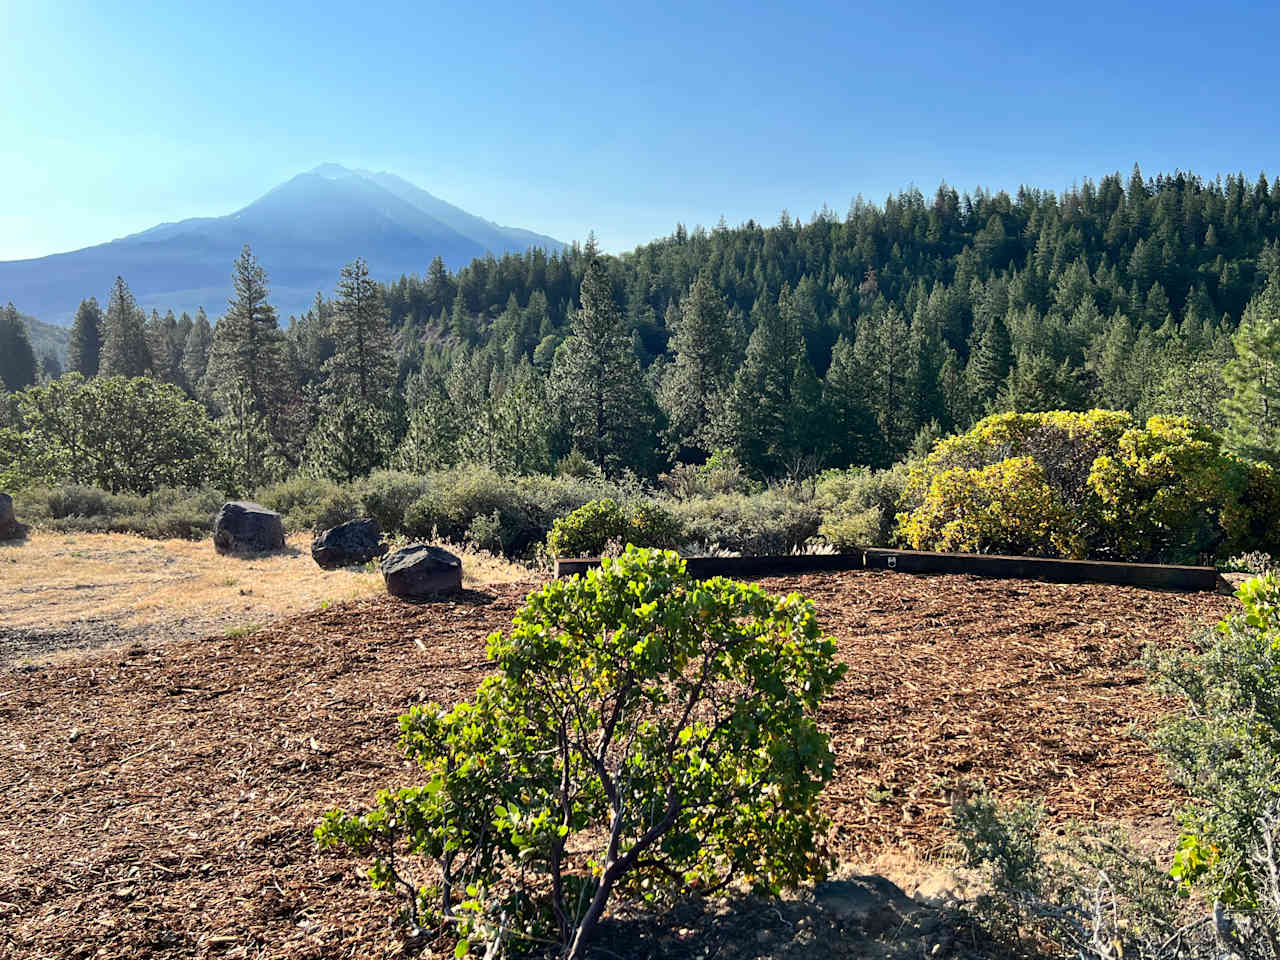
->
[4,165,1280,488]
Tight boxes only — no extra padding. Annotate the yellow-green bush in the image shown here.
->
[1089,417,1251,564]
[900,410,1280,563]
[900,457,1085,558]
[903,409,1132,516]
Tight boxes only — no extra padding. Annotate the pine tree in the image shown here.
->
[302,396,395,483]
[323,258,395,402]
[100,277,152,378]
[68,298,104,378]
[821,336,882,467]
[854,306,916,459]
[1222,277,1280,465]
[206,247,294,484]
[146,308,181,385]
[182,308,214,396]
[207,246,291,417]
[451,291,478,344]
[39,351,63,382]
[0,303,38,391]
[720,289,807,475]
[659,270,737,459]
[551,258,656,474]
[964,313,1012,412]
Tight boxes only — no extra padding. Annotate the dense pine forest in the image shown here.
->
[4,165,1280,492]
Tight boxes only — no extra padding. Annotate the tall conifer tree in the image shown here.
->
[68,297,104,378]
[100,277,152,378]
[0,303,38,391]
[551,258,656,473]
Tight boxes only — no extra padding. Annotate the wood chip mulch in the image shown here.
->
[0,572,1234,958]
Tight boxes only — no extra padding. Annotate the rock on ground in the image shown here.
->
[311,518,385,569]
[381,543,462,598]
[213,501,285,555]
[0,492,28,541]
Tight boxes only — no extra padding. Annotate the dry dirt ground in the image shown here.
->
[0,565,1235,958]
[0,531,526,665]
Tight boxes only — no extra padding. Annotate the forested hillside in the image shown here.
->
[5,165,1280,485]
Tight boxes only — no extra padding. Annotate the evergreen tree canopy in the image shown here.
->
[0,303,38,392]
[100,277,152,378]
[68,297,103,378]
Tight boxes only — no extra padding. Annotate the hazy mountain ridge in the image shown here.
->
[0,165,564,324]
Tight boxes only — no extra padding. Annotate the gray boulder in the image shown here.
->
[0,492,27,541]
[312,518,385,569]
[382,544,463,598]
[213,501,285,554]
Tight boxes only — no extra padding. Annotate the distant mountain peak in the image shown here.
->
[0,168,565,324]
[310,162,358,179]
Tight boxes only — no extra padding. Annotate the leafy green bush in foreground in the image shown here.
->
[316,547,845,958]
[1149,573,1280,905]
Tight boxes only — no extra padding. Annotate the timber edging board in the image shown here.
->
[554,548,1221,592]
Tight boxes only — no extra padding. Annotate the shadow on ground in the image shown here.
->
[586,876,988,960]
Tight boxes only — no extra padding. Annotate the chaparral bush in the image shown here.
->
[900,410,1280,563]
[900,457,1085,558]
[316,547,845,958]
[952,578,1280,959]
[4,374,221,494]
[355,470,431,535]
[544,497,684,557]
[14,485,226,539]
[1148,573,1280,906]
[815,463,909,550]
[666,489,822,556]
[254,476,360,534]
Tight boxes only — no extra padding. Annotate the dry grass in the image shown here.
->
[0,530,534,661]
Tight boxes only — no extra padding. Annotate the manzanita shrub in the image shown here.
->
[316,546,845,958]
[1148,573,1280,905]
[544,497,685,557]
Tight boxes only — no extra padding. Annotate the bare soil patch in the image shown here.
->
[0,570,1233,957]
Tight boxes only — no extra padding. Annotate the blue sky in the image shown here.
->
[2,0,1278,261]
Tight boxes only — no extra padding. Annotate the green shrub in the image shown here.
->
[515,473,621,531]
[659,449,754,500]
[255,476,360,534]
[401,465,535,555]
[1148,573,1280,905]
[545,497,684,557]
[901,457,1085,558]
[668,491,822,556]
[7,374,221,494]
[545,497,628,556]
[316,547,845,957]
[951,790,1197,957]
[900,410,1280,563]
[356,470,431,535]
[1087,416,1268,564]
[815,464,908,549]
[14,485,224,539]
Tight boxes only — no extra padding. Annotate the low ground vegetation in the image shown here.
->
[10,404,1279,565]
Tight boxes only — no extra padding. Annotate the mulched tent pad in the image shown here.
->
[0,571,1232,958]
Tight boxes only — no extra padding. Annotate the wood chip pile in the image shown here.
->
[0,572,1233,958]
